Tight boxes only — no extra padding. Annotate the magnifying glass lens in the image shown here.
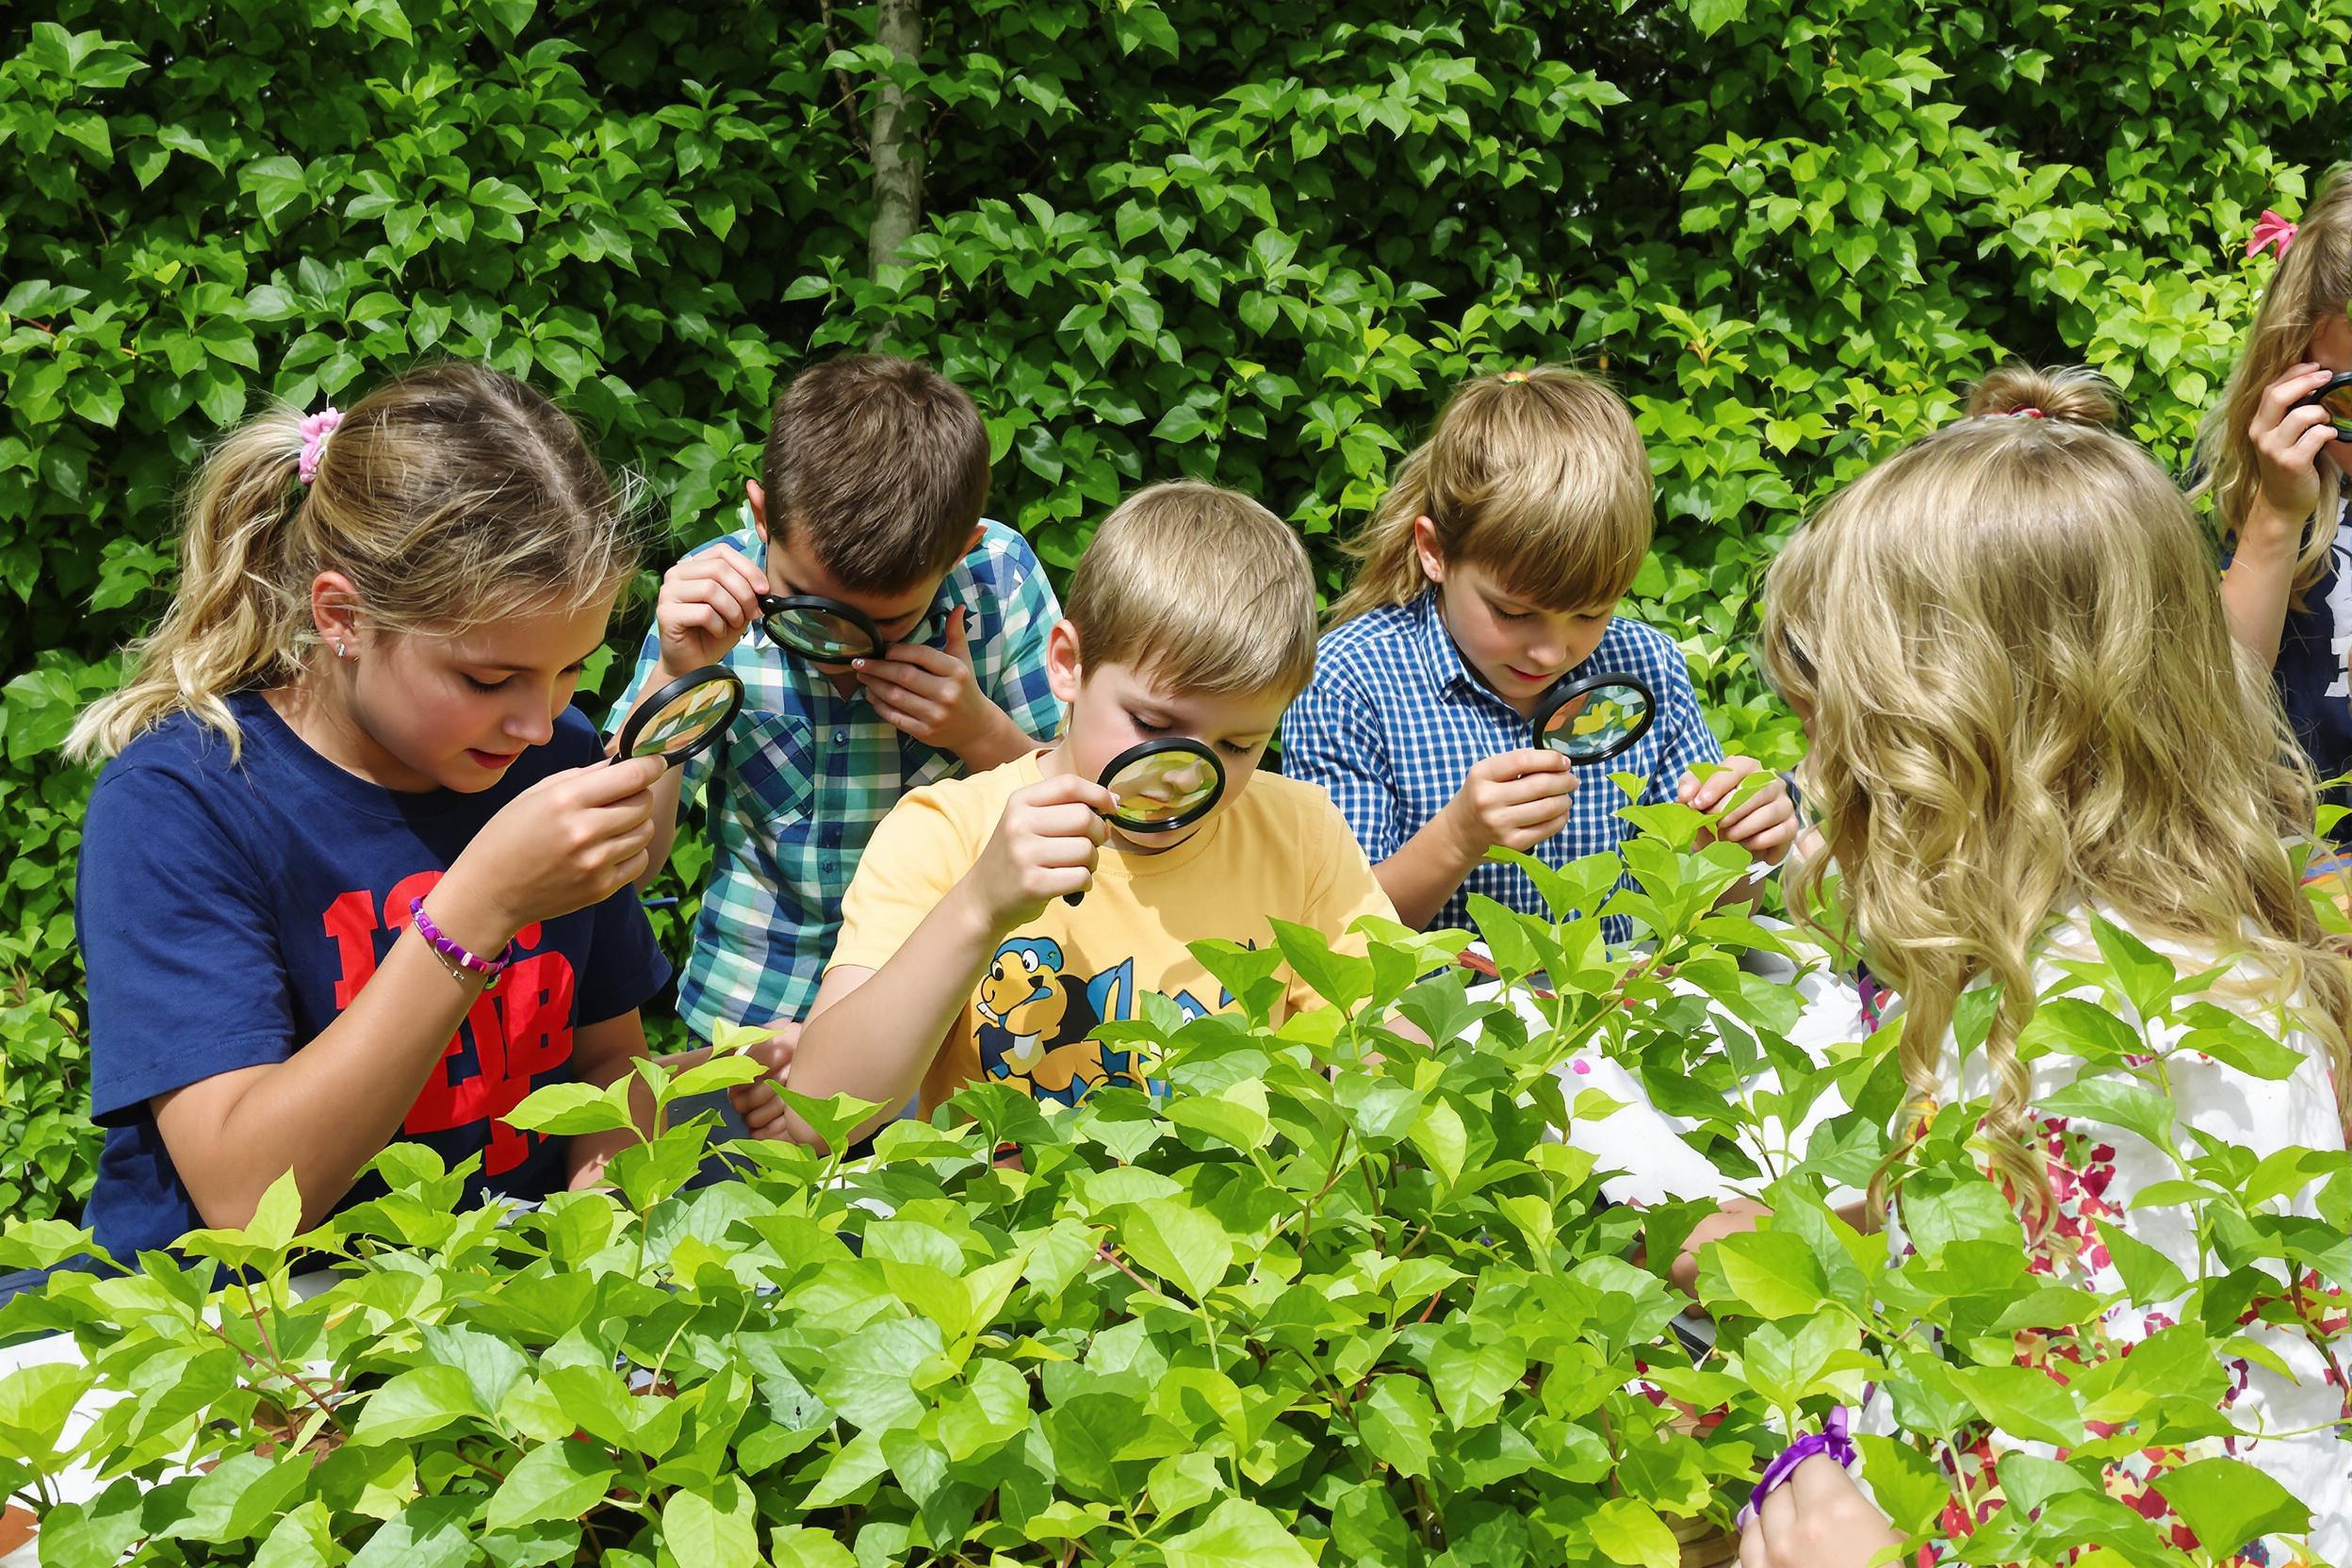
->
[612,666,744,769]
[1533,674,1657,764]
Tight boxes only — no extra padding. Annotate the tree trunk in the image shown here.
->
[868,0,923,281]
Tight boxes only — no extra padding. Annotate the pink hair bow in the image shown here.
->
[2247,209,2299,261]
[297,406,342,485]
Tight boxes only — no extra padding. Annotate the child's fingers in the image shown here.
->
[1487,747,1571,777]
[855,655,958,706]
[1024,800,1112,845]
[1717,779,1789,835]
[1688,758,1766,813]
[1024,773,1120,817]
[2257,365,2337,427]
[873,642,962,679]
[1488,767,1579,808]
[865,687,943,736]
[668,556,764,625]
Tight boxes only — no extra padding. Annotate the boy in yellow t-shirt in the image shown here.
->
[733,481,1396,1146]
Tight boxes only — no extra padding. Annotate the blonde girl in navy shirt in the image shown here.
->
[68,364,670,1257]
[1283,367,1795,935]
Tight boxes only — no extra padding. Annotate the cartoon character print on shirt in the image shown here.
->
[973,937,1220,1106]
[320,869,575,1178]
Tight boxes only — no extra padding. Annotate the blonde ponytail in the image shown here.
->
[1330,447,1440,624]
[67,411,314,763]
[69,363,640,764]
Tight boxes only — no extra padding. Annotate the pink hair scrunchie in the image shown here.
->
[297,406,343,486]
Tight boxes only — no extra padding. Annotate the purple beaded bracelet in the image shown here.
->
[1737,1406,1858,1528]
[410,897,514,988]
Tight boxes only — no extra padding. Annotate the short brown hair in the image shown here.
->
[1067,482,1318,700]
[760,354,992,593]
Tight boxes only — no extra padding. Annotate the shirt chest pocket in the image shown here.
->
[727,712,816,825]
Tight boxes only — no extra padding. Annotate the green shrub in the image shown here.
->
[5,0,2342,1219]
[5,819,2340,1563]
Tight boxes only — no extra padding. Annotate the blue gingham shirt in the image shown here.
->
[1282,590,1723,939]
[610,513,1064,1039]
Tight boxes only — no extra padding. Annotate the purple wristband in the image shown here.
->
[409,897,514,988]
[1737,1406,1858,1527]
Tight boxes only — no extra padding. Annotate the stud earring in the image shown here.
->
[333,640,349,660]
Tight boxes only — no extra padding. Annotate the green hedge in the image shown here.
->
[3,0,2340,1221]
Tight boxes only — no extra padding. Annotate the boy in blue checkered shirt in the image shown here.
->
[609,356,1064,1055]
[1282,367,1796,937]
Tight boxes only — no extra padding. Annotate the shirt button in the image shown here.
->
[832,730,846,744]
[822,858,837,874]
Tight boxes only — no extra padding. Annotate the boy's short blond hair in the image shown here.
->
[1066,481,1317,700]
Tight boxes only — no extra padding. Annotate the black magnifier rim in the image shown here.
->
[1095,736,1227,833]
[2295,369,2352,442]
[758,593,888,663]
[1530,670,1658,764]
[612,664,744,769]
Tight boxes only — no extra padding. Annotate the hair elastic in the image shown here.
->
[297,406,343,485]
[2012,407,2044,418]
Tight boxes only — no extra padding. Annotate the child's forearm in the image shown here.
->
[2220,498,2302,669]
[566,1012,655,1179]
[152,911,501,1231]
[1376,818,1484,930]
[787,882,1006,1148]
[632,764,688,894]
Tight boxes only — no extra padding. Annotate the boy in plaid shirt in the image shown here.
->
[610,356,1063,1057]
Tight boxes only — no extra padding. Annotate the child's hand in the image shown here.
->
[1671,1196,1771,1304]
[2248,363,2341,529]
[654,544,769,679]
[1738,1456,1903,1568]
[727,1021,801,1139]
[1680,758,1796,866]
[854,608,1017,760]
[968,772,1114,927]
[440,754,665,939]
[1443,750,1578,858]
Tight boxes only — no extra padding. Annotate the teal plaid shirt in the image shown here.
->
[610,514,1064,1039]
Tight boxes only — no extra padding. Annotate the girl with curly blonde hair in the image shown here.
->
[1740,365,2352,1568]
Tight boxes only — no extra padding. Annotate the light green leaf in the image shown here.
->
[1162,1498,1316,1568]
[662,1478,760,1568]
[487,1438,615,1530]
[2152,1458,2311,1556]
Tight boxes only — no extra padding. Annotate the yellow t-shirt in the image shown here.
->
[830,751,1396,1114]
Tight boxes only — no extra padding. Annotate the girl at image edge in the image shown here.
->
[67,363,670,1260]
[1734,366,2352,1567]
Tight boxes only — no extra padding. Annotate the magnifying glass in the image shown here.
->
[758,593,887,665]
[1530,672,1656,764]
[2295,370,2352,442]
[1067,738,1226,906]
[611,664,744,768]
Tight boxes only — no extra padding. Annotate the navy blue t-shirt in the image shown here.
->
[2274,507,2352,825]
[77,692,669,1258]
